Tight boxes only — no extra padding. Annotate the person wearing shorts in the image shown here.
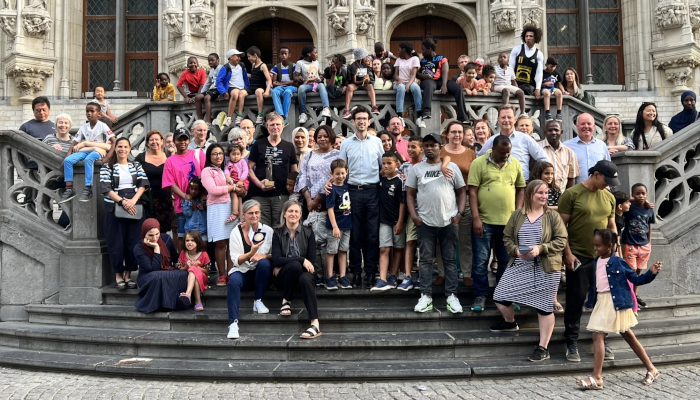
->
[621,183,655,308]
[324,159,352,290]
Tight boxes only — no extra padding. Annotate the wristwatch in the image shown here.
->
[117,199,124,206]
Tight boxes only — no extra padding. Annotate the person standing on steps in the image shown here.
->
[557,159,618,363]
[538,120,579,191]
[509,25,544,99]
[387,116,411,161]
[407,133,467,314]
[20,96,55,140]
[188,120,211,151]
[563,113,610,184]
[336,106,384,288]
[468,135,526,312]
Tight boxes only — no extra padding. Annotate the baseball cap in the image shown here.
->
[226,49,244,59]
[588,160,620,186]
[422,133,442,145]
[475,57,485,66]
[174,127,191,140]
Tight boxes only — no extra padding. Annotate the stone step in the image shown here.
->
[27,294,700,334]
[0,341,699,381]
[3,315,700,362]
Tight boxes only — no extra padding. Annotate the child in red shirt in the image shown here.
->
[178,230,211,311]
[176,56,207,103]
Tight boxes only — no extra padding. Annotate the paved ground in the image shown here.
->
[0,364,699,399]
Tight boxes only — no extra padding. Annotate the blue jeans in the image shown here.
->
[349,186,379,276]
[226,259,272,323]
[271,86,298,118]
[297,83,329,114]
[471,223,510,297]
[418,223,459,295]
[64,150,102,186]
[395,82,422,113]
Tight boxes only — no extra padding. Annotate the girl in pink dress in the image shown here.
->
[177,230,211,311]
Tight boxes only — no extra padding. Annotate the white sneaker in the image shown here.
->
[416,117,426,128]
[255,114,264,125]
[414,293,433,313]
[321,107,331,117]
[223,117,232,127]
[253,299,269,314]
[227,320,239,339]
[234,115,243,126]
[399,116,405,127]
[446,293,463,313]
[299,113,308,124]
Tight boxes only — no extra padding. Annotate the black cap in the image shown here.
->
[422,133,442,145]
[589,160,621,186]
[174,127,191,140]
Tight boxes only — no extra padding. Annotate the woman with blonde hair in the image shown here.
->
[596,115,634,155]
[515,114,540,141]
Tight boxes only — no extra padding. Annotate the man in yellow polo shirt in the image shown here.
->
[468,135,526,311]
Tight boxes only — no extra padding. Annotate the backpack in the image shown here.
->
[275,62,295,83]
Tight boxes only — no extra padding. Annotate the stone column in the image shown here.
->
[113,0,126,91]
[579,0,593,84]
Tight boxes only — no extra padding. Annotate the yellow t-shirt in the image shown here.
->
[467,153,526,225]
[153,83,176,101]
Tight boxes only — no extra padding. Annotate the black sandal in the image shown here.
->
[490,261,498,275]
[279,301,292,316]
[300,324,322,339]
[126,279,137,289]
[116,280,126,290]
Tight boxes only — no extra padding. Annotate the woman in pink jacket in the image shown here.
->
[201,144,239,285]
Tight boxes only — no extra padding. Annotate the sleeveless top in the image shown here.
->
[249,63,266,88]
[514,45,539,86]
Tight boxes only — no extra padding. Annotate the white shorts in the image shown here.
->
[493,84,521,94]
[379,223,406,249]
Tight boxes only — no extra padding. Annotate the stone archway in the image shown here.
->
[227,6,319,54]
[384,3,478,57]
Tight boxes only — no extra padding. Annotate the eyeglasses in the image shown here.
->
[210,152,224,157]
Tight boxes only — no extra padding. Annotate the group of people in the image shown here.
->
[17,26,700,387]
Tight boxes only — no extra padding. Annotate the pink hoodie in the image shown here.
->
[201,166,231,205]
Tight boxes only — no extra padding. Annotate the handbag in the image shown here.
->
[115,203,144,220]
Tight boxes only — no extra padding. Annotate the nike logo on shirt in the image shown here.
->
[421,170,442,184]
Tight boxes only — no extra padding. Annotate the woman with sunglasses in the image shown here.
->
[631,103,673,150]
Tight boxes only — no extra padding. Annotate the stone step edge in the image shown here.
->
[0,342,698,381]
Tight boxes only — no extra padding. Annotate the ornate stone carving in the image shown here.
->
[690,3,700,30]
[189,2,214,37]
[2,0,15,10]
[327,0,349,12]
[328,12,348,36]
[6,64,53,100]
[26,0,47,11]
[520,1,543,29]
[665,67,693,94]
[356,0,375,10]
[169,63,188,78]
[163,9,184,36]
[425,4,435,14]
[655,1,688,30]
[492,10,516,32]
[0,15,16,38]
[21,1,51,38]
[269,6,278,18]
[653,55,700,69]
[355,12,376,35]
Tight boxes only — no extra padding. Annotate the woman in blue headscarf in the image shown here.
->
[669,91,698,133]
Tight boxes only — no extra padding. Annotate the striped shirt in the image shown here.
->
[42,134,73,153]
[99,161,149,203]
[538,139,579,191]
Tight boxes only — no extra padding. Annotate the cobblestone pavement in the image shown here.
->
[0,364,699,399]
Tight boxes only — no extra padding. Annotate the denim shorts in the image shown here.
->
[176,212,186,238]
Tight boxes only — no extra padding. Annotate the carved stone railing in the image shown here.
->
[0,131,106,319]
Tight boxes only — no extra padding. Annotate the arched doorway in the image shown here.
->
[236,18,313,69]
[389,16,469,78]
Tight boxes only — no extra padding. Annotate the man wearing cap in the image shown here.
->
[564,113,610,184]
[162,127,207,250]
[557,159,618,362]
[406,133,467,314]
[478,104,549,180]
[387,116,410,160]
[341,47,380,119]
[189,120,211,151]
[468,134,526,312]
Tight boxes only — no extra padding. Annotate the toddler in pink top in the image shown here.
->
[475,65,496,96]
[225,144,249,222]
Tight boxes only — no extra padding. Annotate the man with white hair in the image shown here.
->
[563,113,610,184]
[188,120,211,151]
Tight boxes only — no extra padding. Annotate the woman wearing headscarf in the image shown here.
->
[292,127,311,164]
[133,218,187,313]
[669,91,699,133]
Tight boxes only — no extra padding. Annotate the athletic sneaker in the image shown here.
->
[490,319,519,332]
[414,294,433,313]
[338,276,352,289]
[78,187,93,202]
[326,277,338,290]
[422,112,431,120]
[471,295,486,312]
[446,293,463,313]
[604,345,615,360]
[371,105,380,115]
[255,114,264,125]
[545,111,553,121]
[556,112,563,122]
[566,343,581,362]
[58,188,76,204]
[416,117,426,128]
[398,116,405,127]
[299,113,308,124]
[528,346,550,362]
[234,114,243,126]
[253,299,269,314]
[387,275,398,288]
[371,279,393,292]
[223,117,232,127]
[398,272,406,281]
[227,320,239,339]
[397,276,414,291]
[637,296,647,308]
[321,107,332,117]
[341,109,352,119]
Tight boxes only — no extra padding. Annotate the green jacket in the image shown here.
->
[503,208,568,273]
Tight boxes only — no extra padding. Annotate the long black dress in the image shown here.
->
[135,152,173,232]
[133,233,188,313]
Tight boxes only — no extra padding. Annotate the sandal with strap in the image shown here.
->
[126,279,137,289]
[179,292,191,307]
[575,376,603,390]
[226,214,239,223]
[490,261,498,275]
[300,324,322,339]
[554,302,564,313]
[216,276,227,286]
[279,301,292,316]
[116,280,126,290]
[194,302,204,312]
[642,370,660,386]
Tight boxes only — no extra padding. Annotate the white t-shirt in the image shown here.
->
[116,164,135,190]
[394,56,420,83]
[91,98,109,114]
[228,64,245,89]
[494,65,517,87]
[202,64,223,93]
[75,121,114,143]
[294,60,321,82]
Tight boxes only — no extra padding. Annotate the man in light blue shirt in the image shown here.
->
[338,106,384,288]
[563,113,610,184]
[477,105,549,179]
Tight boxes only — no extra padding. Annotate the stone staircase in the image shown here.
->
[1,283,700,380]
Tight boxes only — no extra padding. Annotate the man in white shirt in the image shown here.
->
[563,113,611,184]
[509,25,544,99]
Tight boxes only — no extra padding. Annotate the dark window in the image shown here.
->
[127,20,158,52]
[589,0,619,9]
[129,59,155,92]
[85,20,116,53]
[551,53,577,75]
[546,0,577,10]
[87,0,116,16]
[127,0,158,15]
[589,13,620,46]
[592,53,618,85]
[546,13,579,47]
[88,60,114,91]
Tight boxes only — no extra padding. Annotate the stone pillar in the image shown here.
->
[579,0,593,84]
[113,0,125,91]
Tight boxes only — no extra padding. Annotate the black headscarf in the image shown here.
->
[669,91,698,133]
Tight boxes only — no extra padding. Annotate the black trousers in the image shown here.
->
[563,254,594,345]
[420,79,468,122]
[274,260,319,320]
[104,209,145,274]
[349,186,380,276]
